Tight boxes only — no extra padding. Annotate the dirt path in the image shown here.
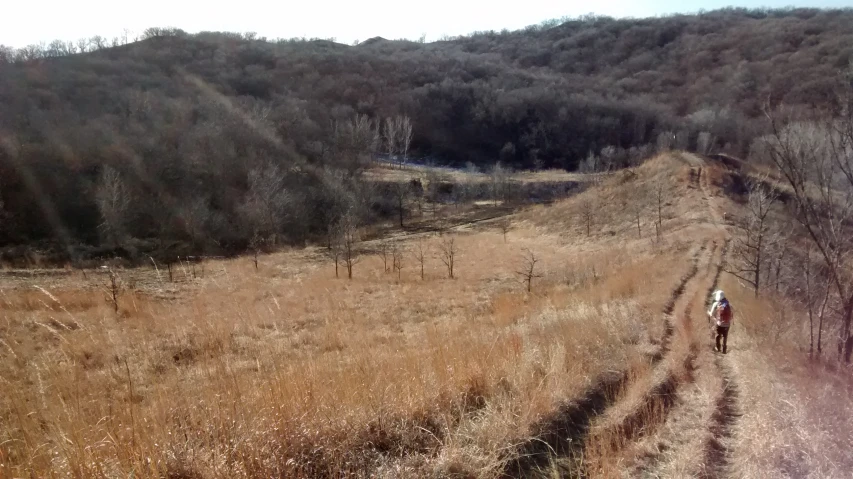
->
[503,244,707,478]
[563,157,742,479]
[580,242,721,477]
[608,160,740,479]
[621,241,738,478]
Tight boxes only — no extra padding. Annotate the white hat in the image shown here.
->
[714,290,725,301]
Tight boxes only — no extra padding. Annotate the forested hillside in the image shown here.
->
[1,7,852,257]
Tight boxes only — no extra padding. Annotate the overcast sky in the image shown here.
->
[1,0,850,47]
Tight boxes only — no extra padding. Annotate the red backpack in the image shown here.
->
[718,300,732,326]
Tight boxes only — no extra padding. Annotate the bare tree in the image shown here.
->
[517,248,543,292]
[392,182,410,227]
[657,131,674,152]
[104,268,123,315]
[326,223,343,278]
[489,162,510,206]
[332,114,379,174]
[95,166,130,245]
[339,212,361,280]
[498,218,512,242]
[400,116,413,169]
[176,197,211,248]
[438,235,458,279]
[240,163,289,245]
[805,245,832,358]
[379,240,392,272]
[653,175,666,239]
[392,244,404,280]
[76,38,89,53]
[761,99,853,360]
[413,239,428,280]
[697,131,716,155]
[383,116,400,167]
[626,198,644,238]
[250,233,264,271]
[579,198,595,236]
[727,176,779,296]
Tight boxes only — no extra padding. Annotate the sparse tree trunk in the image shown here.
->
[439,236,457,279]
[517,248,542,293]
[414,240,427,280]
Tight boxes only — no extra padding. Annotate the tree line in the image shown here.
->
[2,7,852,259]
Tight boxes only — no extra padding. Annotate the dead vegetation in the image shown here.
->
[2,153,853,478]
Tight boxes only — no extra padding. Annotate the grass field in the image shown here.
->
[2,153,852,478]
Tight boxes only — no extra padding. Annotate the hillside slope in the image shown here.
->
[1,8,852,251]
[3,152,850,478]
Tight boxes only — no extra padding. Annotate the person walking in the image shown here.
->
[708,290,733,354]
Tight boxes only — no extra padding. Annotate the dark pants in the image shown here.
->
[715,326,729,353]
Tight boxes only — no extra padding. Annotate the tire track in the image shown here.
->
[502,245,706,478]
[700,239,740,479]
[631,176,739,479]
[580,243,719,478]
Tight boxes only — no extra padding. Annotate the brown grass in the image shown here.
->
[0,213,683,478]
[4,152,850,478]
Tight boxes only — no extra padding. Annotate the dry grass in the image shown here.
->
[0,215,682,478]
[720,274,853,479]
[4,152,851,478]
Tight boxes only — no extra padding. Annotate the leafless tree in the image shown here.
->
[392,244,404,280]
[579,198,595,236]
[339,212,361,279]
[697,131,716,155]
[653,175,666,239]
[761,97,853,360]
[250,233,264,271]
[76,38,89,53]
[498,218,512,242]
[392,182,410,227]
[438,235,458,278]
[333,114,379,174]
[326,223,343,278]
[626,198,644,238]
[517,248,543,292]
[413,239,428,280]
[400,116,413,168]
[657,131,674,152]
[379,240,392,272]
[489,162,510,206]
[95,166,130,245]
[805,245,833,358]
[104,268,123,315]
[240,163,289,245]
[383,116,400,167]
[176,197,211,248]
[727,176,779,296]
[90,35,107,50]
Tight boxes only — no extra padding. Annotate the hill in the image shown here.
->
[1,7,853,254]
[3,153,851,477]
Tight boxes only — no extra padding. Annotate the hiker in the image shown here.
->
[707,290,733,353]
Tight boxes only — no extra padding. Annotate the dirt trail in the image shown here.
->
[610,159,740,479]
[580,242,721,478]
[503,245,707,478]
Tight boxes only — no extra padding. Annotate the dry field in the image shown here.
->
[2,153,852,478]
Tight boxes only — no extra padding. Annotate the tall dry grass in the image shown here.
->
[719,274,853,478]
[0,224,684,478]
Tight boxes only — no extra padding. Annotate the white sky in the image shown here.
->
[1,0,850,47]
